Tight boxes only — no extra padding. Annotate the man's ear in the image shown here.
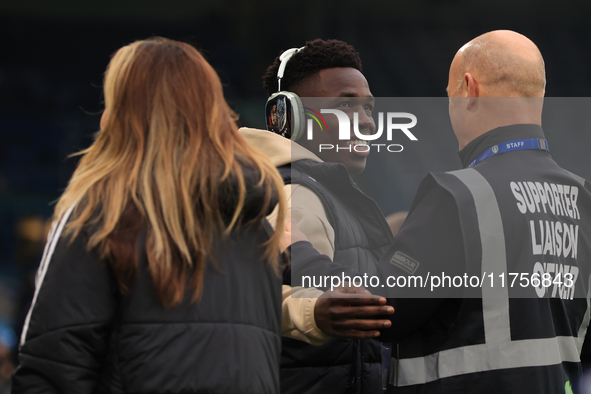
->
[464,73,479,110]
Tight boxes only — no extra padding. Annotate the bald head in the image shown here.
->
[451,30,545,97]
[447,31,546,149]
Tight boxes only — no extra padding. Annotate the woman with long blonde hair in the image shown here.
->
[13,37,286,394]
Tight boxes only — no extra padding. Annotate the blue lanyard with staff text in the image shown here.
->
[469,138,549,168]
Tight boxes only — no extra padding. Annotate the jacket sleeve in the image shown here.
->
[267,184,336,344]
[12,218,118,393]
[267,184,335,259]
[280,285,331,346]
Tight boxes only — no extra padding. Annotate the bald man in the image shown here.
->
[374,31,591,393]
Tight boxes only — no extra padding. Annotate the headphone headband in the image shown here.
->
[277,46,304,91]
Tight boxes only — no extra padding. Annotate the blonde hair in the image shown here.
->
[54,38,286,307]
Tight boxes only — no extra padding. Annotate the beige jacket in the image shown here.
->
[239,127,334,346]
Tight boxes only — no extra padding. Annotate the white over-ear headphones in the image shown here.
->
[265,46,306,141]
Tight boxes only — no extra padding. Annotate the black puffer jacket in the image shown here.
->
[13,170,283,394]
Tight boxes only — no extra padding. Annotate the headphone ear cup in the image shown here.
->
[265,92,305,141]
[286,92,305,141]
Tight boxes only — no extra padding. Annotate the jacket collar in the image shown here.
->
[238,127,323,167]
[458,124,546,168]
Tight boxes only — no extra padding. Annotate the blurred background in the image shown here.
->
[0,0,590,390]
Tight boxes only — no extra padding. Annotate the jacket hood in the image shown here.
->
[239,127,323,167]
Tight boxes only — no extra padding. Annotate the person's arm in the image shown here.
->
[278,203,393,343]
[12,224,118,393]
[269,184,335,258]
[281,284,394,345]
[281,285,331,345]
[376,175,465,342]
[282,240,394,344]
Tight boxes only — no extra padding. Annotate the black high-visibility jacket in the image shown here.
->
[377,124,591,393]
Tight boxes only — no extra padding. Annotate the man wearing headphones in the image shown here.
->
[240,39,393,394]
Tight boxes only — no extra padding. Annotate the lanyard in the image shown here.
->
[469,138,549,168]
